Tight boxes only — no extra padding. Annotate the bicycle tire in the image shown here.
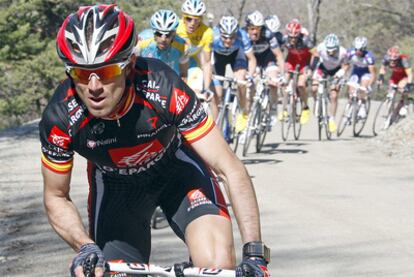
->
[337,102,352,137]
[323,96,332,140]
[256,95,271,152]
[353,98,370,137]
[293,97,302,140]
[231,100,241,152]
[372,99,393,136]
[243,103,260,157]
[281,90,291,141]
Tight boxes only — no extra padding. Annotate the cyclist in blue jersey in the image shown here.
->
[137,10,190,79]
[343,36,377,118]
[212,16,257,133]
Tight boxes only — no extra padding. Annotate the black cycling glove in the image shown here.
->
[236,257,269,277]
[70,243,105,277]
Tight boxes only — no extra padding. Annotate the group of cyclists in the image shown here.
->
[137,0,412,140]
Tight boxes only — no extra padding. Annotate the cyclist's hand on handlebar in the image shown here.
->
[236,257,269,277]
[246,76,254,88]
[404,83,413,93]
[201,88,214,102]
[70,243,105,277]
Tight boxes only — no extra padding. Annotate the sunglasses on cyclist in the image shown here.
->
[66,59,130,83]
[221,34,236,41]
[184,16,201,24]
[154,31,174,39]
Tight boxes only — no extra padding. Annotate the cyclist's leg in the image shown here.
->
[298,67,310,124]
[232,48,249,113]
[211,52,227,121]
[161,147,235,269]
[396,77,409,114]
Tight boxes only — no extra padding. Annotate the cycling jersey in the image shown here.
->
[137,30,188,74]
[382,54,410,84]
[39,58,215,176]
[345,48,376,76]
[245,28,284,69]
[176,19,214,59]
[247,28,283,54]
[212,27,252,56]
[284,34,314,72]
[316,43,347,71]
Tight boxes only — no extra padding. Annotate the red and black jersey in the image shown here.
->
[382,54,411,75]
[39,57,214,176]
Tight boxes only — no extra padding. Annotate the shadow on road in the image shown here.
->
[0,120,39,139]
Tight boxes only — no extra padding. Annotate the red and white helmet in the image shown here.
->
[387,46,400,60]
[286,19,302,37]
[56,4,137,66]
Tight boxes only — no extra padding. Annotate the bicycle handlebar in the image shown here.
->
[213,75,248,86]
[106,262,236,277]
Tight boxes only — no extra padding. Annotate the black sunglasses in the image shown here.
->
[154,31,174,38]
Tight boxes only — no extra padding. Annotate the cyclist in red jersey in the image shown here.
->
[281,19,314,124]
[39,5,269,277]
[378,46,413,116]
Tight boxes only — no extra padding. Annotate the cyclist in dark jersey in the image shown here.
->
[244,11,285,125]
[39,5,269,277]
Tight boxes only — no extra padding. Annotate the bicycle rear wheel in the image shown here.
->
[372,99,393,136]
[243,103,260,156]
[293,97,302,140]
[281,93,292,141]
[337,102,352,137]
[323,97,332,140]
[229,98,241,152]
[256,95,271,152]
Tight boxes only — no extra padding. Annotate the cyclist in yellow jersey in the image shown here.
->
[177,0,215,104]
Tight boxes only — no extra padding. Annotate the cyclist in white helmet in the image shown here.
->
[310,33,347,132]
[343,36,376,119]
[212,15,256,137]
[177,0,214,101]
[244,11,286,127]
[137,10,191,79]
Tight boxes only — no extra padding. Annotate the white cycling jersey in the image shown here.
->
[317,43,347,71]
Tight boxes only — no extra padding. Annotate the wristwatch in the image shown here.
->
[242,241,271,263]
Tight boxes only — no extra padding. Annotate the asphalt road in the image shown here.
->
[1,100,414,276]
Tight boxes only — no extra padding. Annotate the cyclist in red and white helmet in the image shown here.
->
[41,4,269,277]
[280,19,314,124]
[378,45,413,116]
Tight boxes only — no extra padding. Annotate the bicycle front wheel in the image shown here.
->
[243,103,260,156]
[372,99,393,136]
[337,102,352,137]
[293,97,302,140]
[256,96,271,152]
[281,92,292,141]
[353,98,370,137]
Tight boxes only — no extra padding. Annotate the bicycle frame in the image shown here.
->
[281,64,301,141]
[314,76,332,140]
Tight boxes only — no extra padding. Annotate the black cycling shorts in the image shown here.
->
[87,145,229,273]
[254,49,277,69]
[213,49,248,77]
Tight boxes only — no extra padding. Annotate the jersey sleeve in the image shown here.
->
[201,26,214,53]
[366,51,376,65]
[39,88,74,174]
[240,29,253,52]
[162,63,215,143]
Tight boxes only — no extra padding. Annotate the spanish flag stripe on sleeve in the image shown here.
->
[182,116,215,143]
[41,153,73,174]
